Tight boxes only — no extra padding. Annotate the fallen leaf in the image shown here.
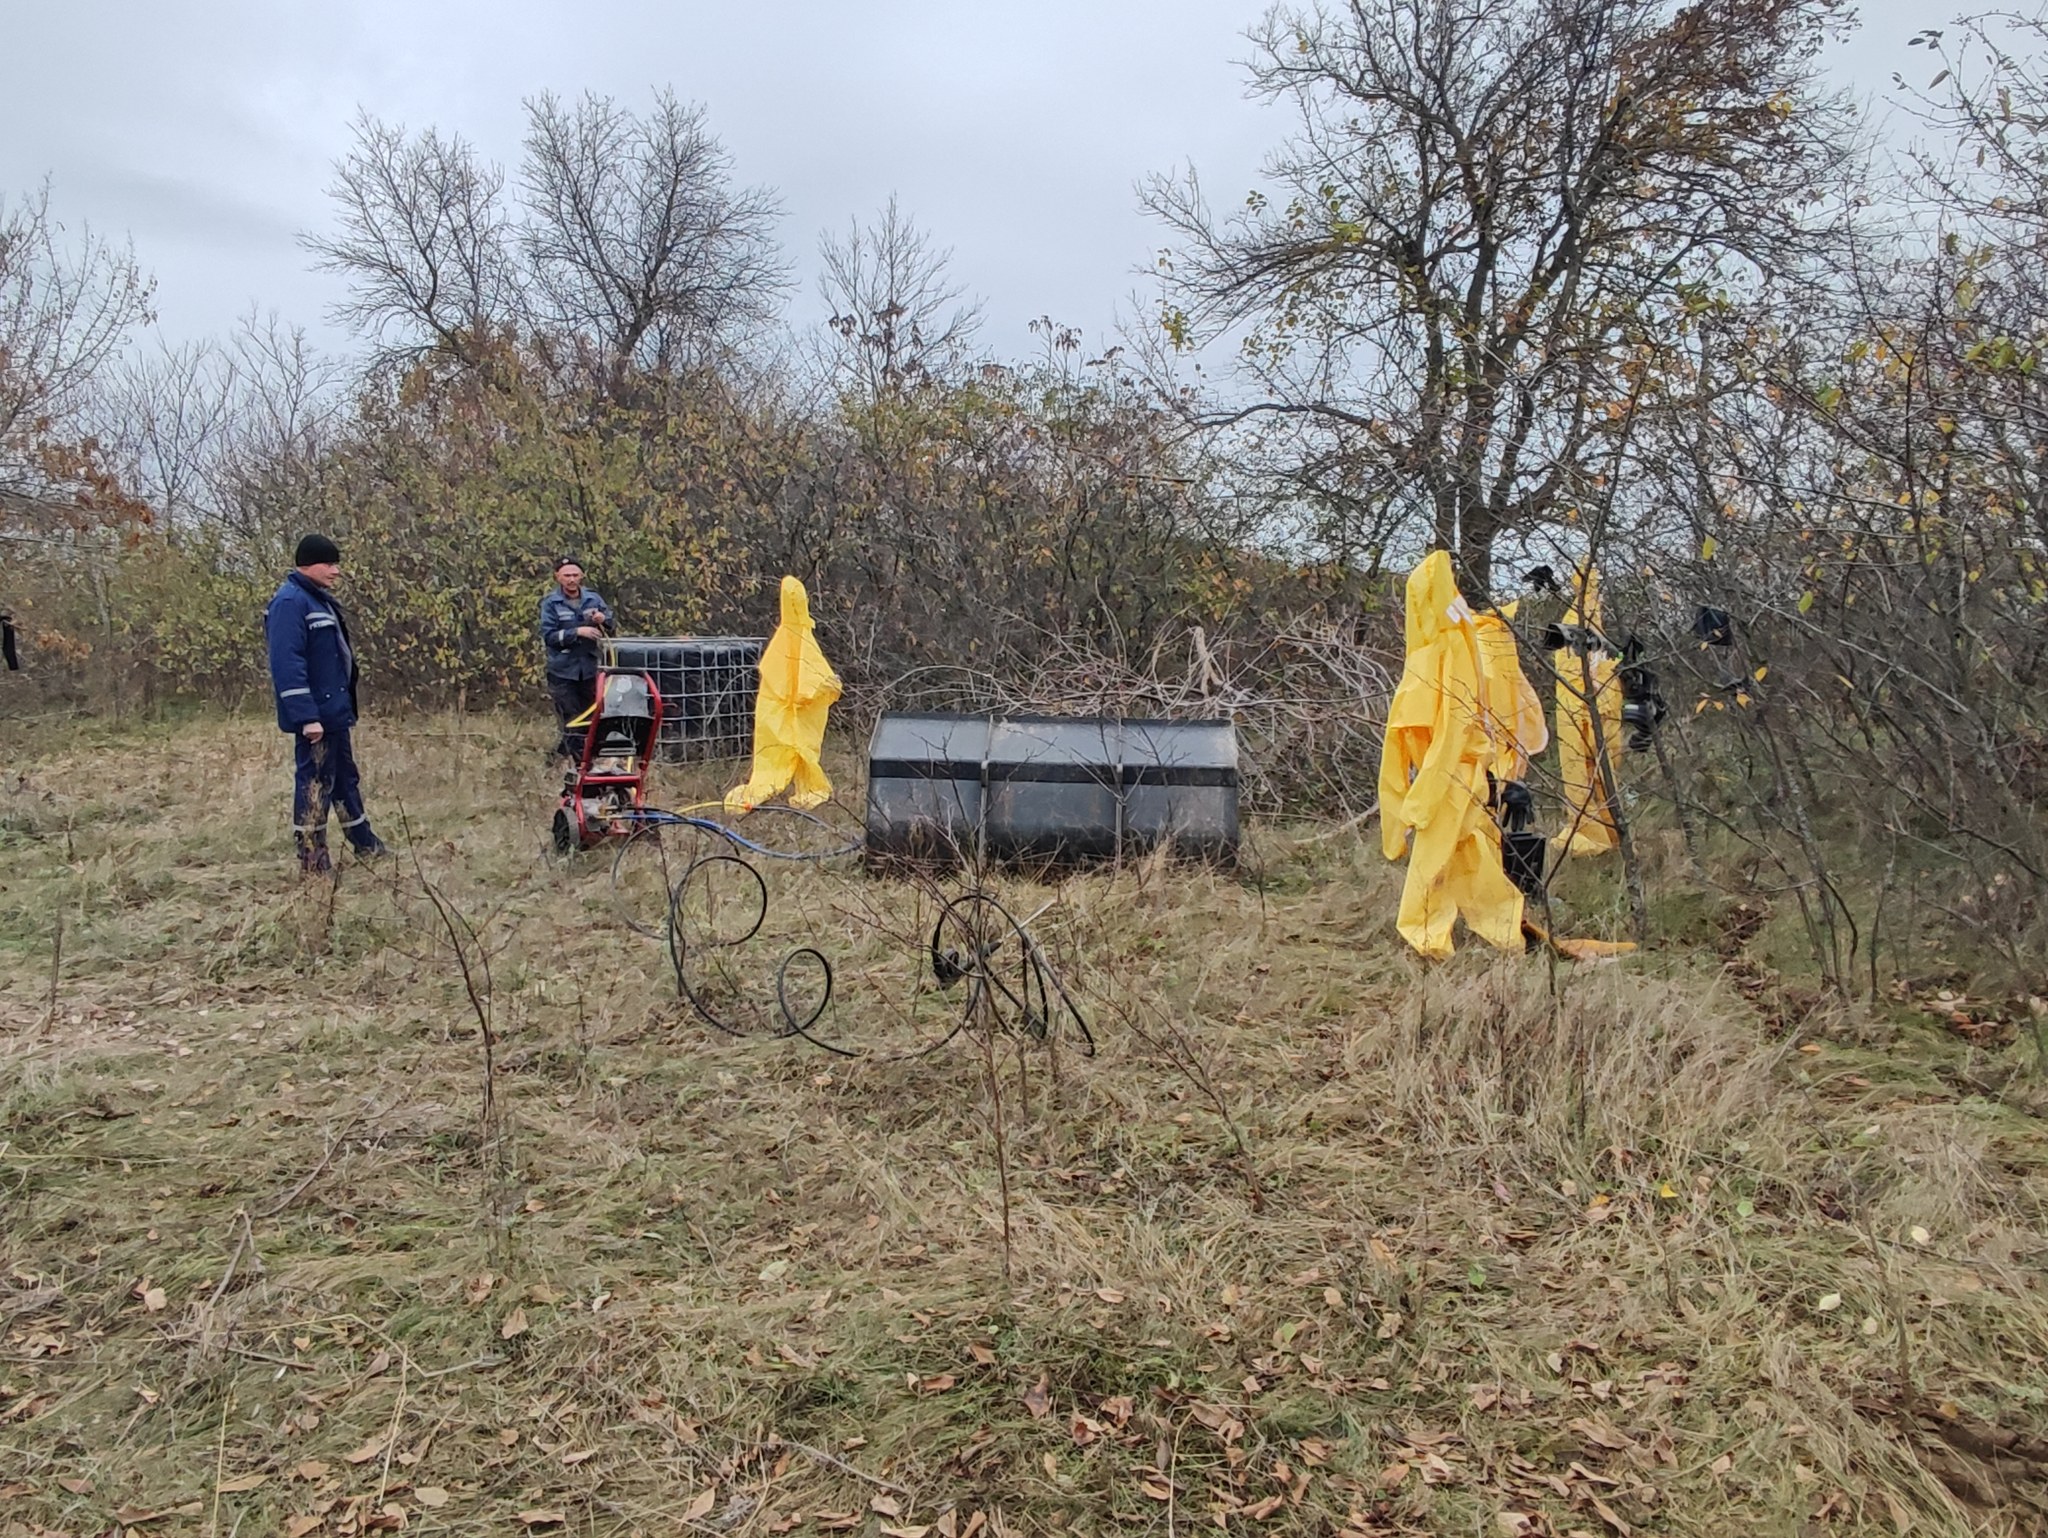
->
[870,1494,903,1518]
[1378,1462,1410,1489]
[562,1449,598,1466]
[881,1527,931,1538]
[143,1286,168,1312]
[415,1488,451,1508]
[1497,1515,1536,1537]
[1711,1453,1734,1475]
[1570,1417,1637,1452]
[286,1517,324,1538]
[216,1473,269,1493]
[0,1482,33,1500]
[364,1349,392,1377]
[1816,1293,1843,1313]
[1909,1227,1930,1246]
[683,1486,718,1521]
[919,1374,958,1394]
[1883,1490,1913,1533]
[969,1342,996,1365]
[815,1515,858,1532]
[345,1433,391,1465]
[501,1306,530,1340]
[292,1461,331,1482]
[1023,1375,1051,1419]
[518,1511,568,1528]
[1139,1479,1173,1502]
[1591,1495,1633,1535]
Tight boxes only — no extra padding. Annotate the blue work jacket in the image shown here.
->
[540,585,612,682]
[265,571,359,732]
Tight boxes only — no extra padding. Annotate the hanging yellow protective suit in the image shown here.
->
[724,576,843,813]
[1472,605,1548,780]
[1378,552,1526,958]
[1553,569,1624,856]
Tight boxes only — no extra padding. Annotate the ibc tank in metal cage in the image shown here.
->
[864,712,1240,867]
[603,636,764,762]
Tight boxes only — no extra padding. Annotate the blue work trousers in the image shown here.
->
[293,728,376,852]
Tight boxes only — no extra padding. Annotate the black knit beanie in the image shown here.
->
[295,533,342,567]
[294,536,342,573]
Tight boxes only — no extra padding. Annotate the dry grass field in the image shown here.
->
[2,711,2046,1537]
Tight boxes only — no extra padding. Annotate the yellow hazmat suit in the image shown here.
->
[1472,605,1548,780]
[1554,569,1624,857]
[1378,552,1527,958]
[724,576,843,813]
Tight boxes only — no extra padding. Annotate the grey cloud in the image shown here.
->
[1,0,1940,359]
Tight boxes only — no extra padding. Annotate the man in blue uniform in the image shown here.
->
[539,556,612,761]
[265,534,388,873]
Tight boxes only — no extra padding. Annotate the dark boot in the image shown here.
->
[297,839,334,876]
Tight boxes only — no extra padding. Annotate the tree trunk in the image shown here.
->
[1454,501,1498,607]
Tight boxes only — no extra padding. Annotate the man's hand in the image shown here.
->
[576,625,603,640]
[302,721,325,742]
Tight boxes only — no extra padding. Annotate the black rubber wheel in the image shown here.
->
[551,807,577,857]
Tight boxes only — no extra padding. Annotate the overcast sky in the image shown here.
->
[2,0,1953,363]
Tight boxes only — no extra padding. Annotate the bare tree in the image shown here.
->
[96,338,234,535]
[818,196,981,399]
[211,312,346,555]
[1144,0,1854,600]
[520,89,788,386]
[0,181,155,498]
[304,112,522,367]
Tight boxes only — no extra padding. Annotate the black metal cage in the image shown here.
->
[602,636,763,762]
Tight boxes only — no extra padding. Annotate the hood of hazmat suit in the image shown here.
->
[1376,552,1526,958]
[724,576,844,813]
[1553,568,1623,856]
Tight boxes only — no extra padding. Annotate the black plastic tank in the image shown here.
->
[603,636,763,761]
[864,712,1240,867]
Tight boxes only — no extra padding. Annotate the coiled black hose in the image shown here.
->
[662,851,1092,1061]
